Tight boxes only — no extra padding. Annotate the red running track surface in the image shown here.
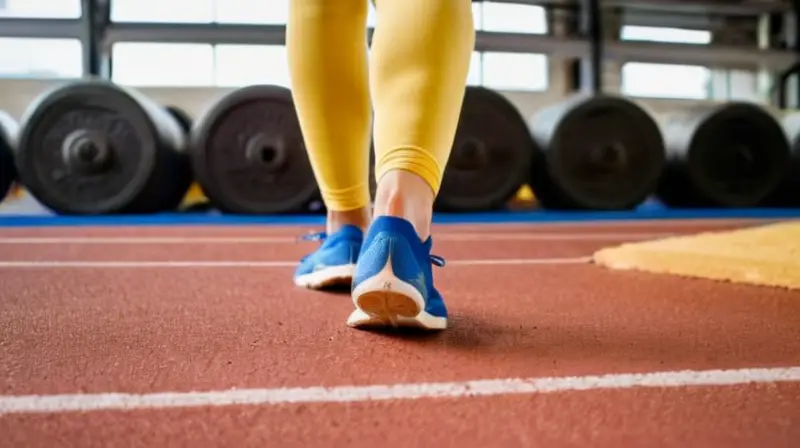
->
[0,218,799,447]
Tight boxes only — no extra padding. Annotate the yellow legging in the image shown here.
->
[286,0,475,211]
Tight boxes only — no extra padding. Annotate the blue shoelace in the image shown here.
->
[297,230,446,267]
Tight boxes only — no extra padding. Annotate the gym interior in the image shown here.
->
[0,0,799,446]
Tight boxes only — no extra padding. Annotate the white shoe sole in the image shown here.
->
[349,257,446,330]
[294,264,356,289]
[346,308,447,330]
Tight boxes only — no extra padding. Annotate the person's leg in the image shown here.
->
[287,0,372,289]
[348,0,475,330]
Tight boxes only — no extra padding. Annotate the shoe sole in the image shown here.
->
[294,264,356,289]
[346,308,447,330]
[351,258,427,324]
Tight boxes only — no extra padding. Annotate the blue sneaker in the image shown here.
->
[347,216,448,330]
[293,225,363,289]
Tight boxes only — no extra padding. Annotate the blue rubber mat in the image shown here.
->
[1,203,799,228]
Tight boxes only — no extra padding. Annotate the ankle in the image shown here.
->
[373,170,434,241]
[327,207,371,234]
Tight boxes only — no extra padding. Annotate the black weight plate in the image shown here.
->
[0,110,18,204]
[190,84,319,215]
[435,86,534,212]
[154,104,195,212]
[16,80,192,215]
[529,93,665,210]
[655,102,789,208]
[761,111,800,207]
[165,105,193,134]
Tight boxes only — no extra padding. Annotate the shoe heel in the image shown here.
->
[352,261,424,321]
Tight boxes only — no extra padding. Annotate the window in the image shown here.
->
[112,0,365,25]
[475,1,547,34]
[0,0,81,18]
[466,51,482,86]
[619,25,711,99]
[367,1,376,28]
[214,44,290,88]
[214,0,286,24]
[620,25,711,44]
[111,42,292,87]
[622,63,710,99]
[109,41,548,92]
[0,38,82,79]
[111,0,214,23]
[111,43,215,86]
[471,2,483,30]
[481,52,548,91]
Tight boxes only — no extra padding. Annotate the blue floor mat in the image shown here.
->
[1,202,799,228]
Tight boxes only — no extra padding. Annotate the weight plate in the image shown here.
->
[435,86,534,212]
[16,80,192,215]
[656,102,789,208]
[165,105,193,134]
[761,111,800,207]
[0,110,18,203]
[529,93,665,210]
[190,84,319,214]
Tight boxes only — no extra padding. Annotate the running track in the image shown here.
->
[1,218,799,447]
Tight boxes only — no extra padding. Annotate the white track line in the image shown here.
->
[0,256,592,269]
[0,233,677,245]
[1,366,798,415]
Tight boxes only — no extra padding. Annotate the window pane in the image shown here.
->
[111,43,214,87]
[481,2,547,34]
[214,44,290,88]
[110,0,379,26]
[482,52,547,91]
[0,0,81,18]
[466,51,482,86]
[621,62,710,99]
[111,0,214,23]
[620,26,711,44]
[471,2,483,30]
[367,1,376,28]
[214,0,287,24]
[0,38,82,79]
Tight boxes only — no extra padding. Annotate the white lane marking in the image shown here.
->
[1,366,798,415]
[0,257,592,269]
[0,233,676,244]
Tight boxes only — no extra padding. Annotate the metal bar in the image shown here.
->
[0,18,83,39]
[105,23,287,45]
[580,0,602,93]
[609,1,791,17]
[96,0,112,79]
[621,10,718,30]
[80,0,100,76]
[103,22,800,72]
[473,32,587,54]
[606,39,797,71]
